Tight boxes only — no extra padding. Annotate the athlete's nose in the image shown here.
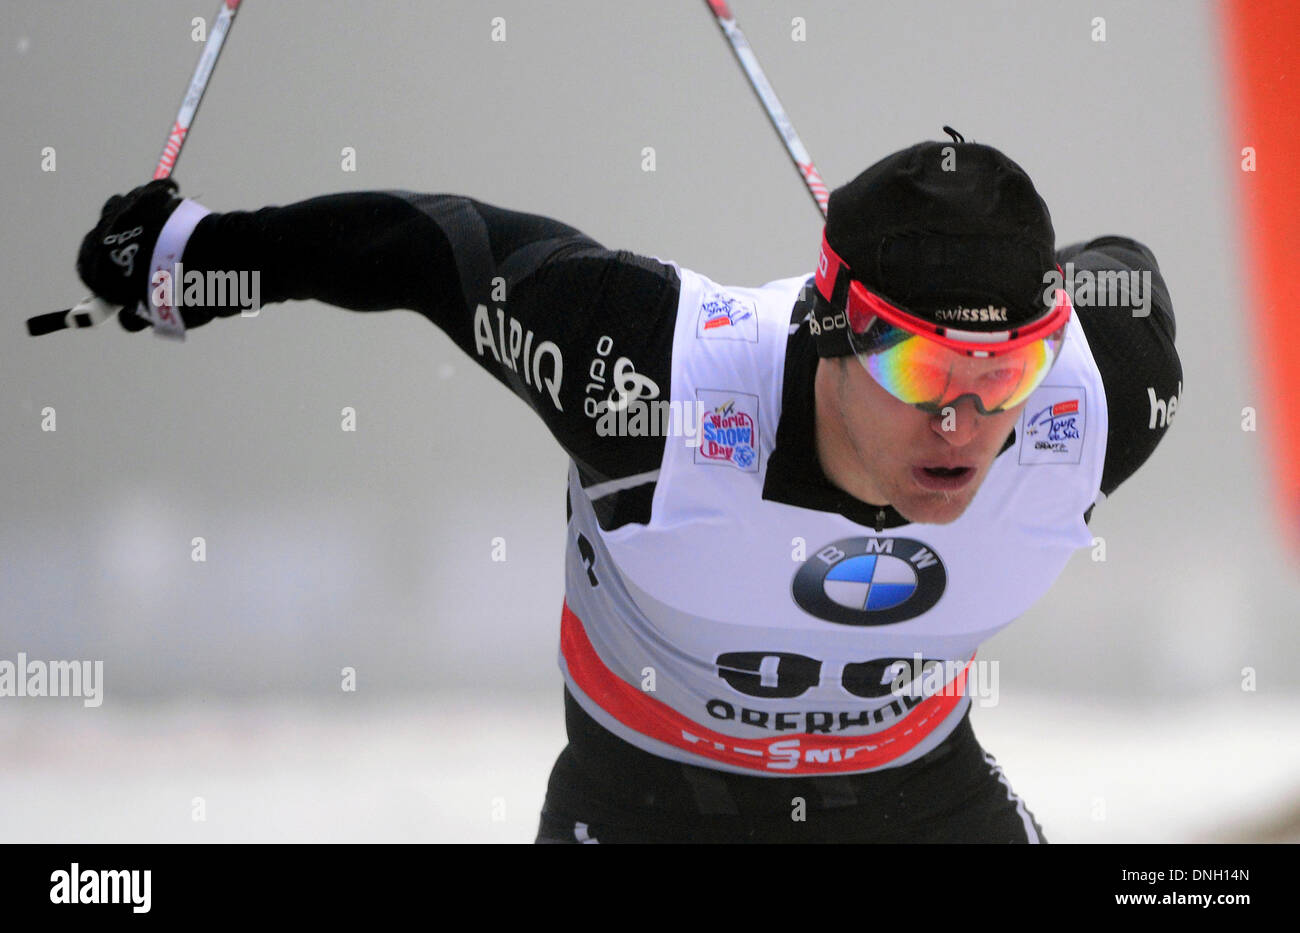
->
[929,395,982,446]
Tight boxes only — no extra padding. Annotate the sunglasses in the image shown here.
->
[816,231,1072,414]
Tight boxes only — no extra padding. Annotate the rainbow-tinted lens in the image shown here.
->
[855,319,1066,414]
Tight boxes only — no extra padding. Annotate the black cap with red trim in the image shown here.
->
[813,131,1058,357]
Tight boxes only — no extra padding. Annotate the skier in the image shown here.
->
[74,136,1181,843]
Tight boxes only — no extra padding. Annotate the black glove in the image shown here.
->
[76,179,186,332]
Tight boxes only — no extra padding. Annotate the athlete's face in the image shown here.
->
[814,355,1024,525]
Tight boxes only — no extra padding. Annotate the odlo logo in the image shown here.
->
[792,537,947,626]
[806,310,846,336]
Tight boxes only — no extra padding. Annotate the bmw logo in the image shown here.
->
[792,537,947,626]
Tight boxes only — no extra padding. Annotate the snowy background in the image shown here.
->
[2,0,1296,842]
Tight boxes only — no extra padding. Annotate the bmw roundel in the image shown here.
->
[792,537,947,626]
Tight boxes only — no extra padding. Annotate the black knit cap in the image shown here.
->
[814,131,1058,357]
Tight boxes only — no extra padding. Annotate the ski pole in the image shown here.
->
[26,0,243,338]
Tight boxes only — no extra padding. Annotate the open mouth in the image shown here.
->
[912,465,975,491]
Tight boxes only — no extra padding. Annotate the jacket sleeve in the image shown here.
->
[179,191,680,482]
[1055,235,1182,504]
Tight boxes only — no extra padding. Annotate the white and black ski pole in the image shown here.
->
[26,0,243,338]
[701,0,829,219]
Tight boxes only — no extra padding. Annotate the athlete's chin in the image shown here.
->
[892,488,979,526]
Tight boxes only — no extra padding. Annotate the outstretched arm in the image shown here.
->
[80,186,683,487]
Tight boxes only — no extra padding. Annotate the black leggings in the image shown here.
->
[535,695,1046,843]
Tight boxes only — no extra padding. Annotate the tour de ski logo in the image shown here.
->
[792,537,947,626]
[696,291,758,342]
[1018,385,1086,465]
[695,389,760,472]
